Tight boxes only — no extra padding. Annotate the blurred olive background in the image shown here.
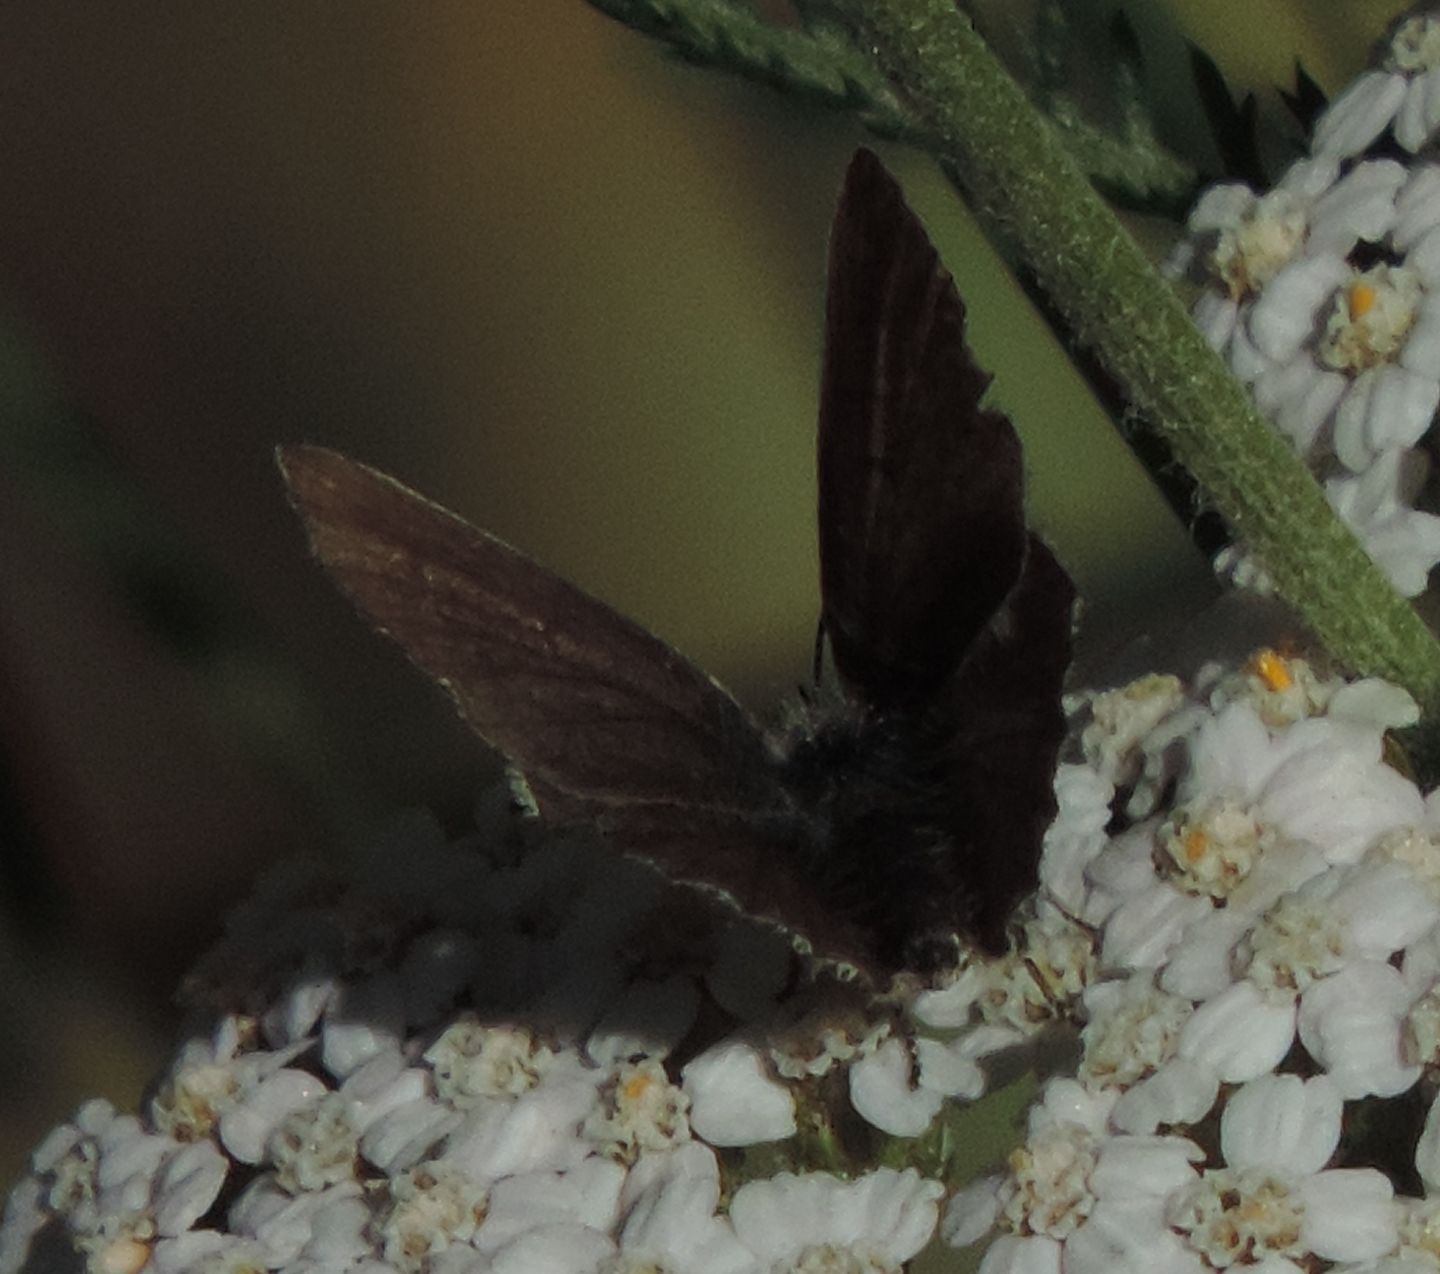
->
[0,0,1405,1191]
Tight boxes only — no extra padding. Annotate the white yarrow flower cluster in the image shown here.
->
[943,649,1439,1273]
[0,799,964,1274]
[7,650,1440,1274]
[1172,8,1440,596]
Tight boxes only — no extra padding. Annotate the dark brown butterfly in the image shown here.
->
[279,149,1075,982]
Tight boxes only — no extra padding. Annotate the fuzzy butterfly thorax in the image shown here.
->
[279,149,1075,985]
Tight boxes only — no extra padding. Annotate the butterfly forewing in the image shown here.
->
[818,149,1028,708]
[279,446,787,822]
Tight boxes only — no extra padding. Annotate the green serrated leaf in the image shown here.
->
[1281,59,1329,135]
[588,0,1193,213]
[1188,40,1265,187]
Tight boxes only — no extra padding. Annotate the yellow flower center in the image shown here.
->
[1250,649,1294,692]
[1348,282,1377,320]
[622,1072,653,1103]
[1184,829,1209,865]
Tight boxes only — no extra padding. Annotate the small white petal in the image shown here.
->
[1177,982,1296,1082]
[1066,1198,1206,1274]
[1227,317,1275,382]
[1248,255,1350,361]
[1409,223,1440,285]
[849,1037,942,1137]
[847,1168,945,1263]
[342,1053,428,1131]
[477,1159,626,1253]
[912,961,989,1029]
[444,1077,597,1181]
[1328,679,1420,730]
[1307,159,1404,250]
[1193,293,1238,352]
[1159,910,1248,1001]
[1271,363,1346,457]
[150,1233,267,1274]
[31,1120,82,1174]
[915,1036,985,1101]
[1262,741,1423,864]
[731,1169,941,1266]
[1415,1093,1440,1191]
[219,1070,328,1164]
[1404,925,1440,995]
[1333,367,1440,472]
[74,1098,118,1136]
[1090,1136,1202,1200]
[1085,826,1163,911]
[361,1096,462,1173]
[1279,156,1340,202]
[1110,1060,1219,1135]
[942,1176,1004,1248]
[1187,183,1255,233]
[1101,882,1212,972]
[1395,66,1440,151]
[304,1191,370,1265]
[1327,454,1440,596]
[325,972,406,1059]
[231,1181,363,1267]
[729,1175,818,1262]
[619,1139,718,1212]
[1297,961,1420,1098]
[1400,296,1440,373]
[1297,1169,1398,1261]
[1179,701,1280,802]
[1374,517,1440,596]
[682,1041,796,1146]
[618,1143,751,1274]
[323,1018,404,1083]
[1040,764,1116,915]
[978,1234,1062,1274]
[1029,1078,1118,1138]
[0,1177,47,1274]
[263,976,336,1047]
[963,1023,1030,1061]
[1219,1074,1341,1176]
[153,1141,227,1236]
[1313,71,1407,157]
[94,1115,171,1194]
[485,1222,614,1274]
[1394,166,1440,248]
[1341,861,1440,957]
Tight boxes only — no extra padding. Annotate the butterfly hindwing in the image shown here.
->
[934,535,1075,952]
[818,149,1029,709]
